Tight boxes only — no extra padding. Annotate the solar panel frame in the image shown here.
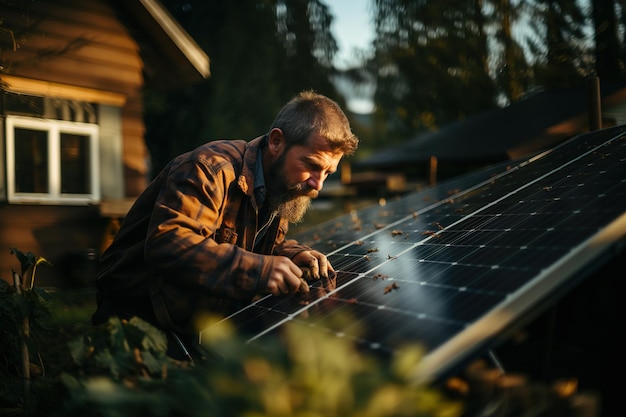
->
[199,124,626,384]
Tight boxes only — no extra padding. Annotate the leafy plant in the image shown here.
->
[0,248,53,413]
[31,315,462,417]
[10,247,53,290]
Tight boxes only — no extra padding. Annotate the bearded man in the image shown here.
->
[92,90,359,359]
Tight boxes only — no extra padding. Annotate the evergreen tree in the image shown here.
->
[530,0,592,88]
[370,0,498,142]
[592,0,626,82]
[491,0,533,104]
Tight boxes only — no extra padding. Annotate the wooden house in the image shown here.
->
[0,0,209,286]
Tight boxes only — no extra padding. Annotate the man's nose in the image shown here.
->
[307,175,324,191]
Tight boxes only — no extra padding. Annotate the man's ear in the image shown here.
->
[267,128,285,156]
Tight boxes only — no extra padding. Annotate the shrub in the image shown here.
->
[30,315,462,417]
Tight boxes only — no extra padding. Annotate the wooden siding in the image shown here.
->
[1,3,142,90]
[0,204,109,287]
[1,0,149,195]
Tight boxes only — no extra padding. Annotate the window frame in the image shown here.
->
[5,115,100,205]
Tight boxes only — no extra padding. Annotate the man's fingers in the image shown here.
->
[300,253,326,280]
[273,279,298,296]
[318,256,330,278]
[305,256,320,279]
[309,254,333,280]
[297,278,310,294]
[268,253,335,296]
[266,256,306,296]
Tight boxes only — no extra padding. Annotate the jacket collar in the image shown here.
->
[237,134,267,200]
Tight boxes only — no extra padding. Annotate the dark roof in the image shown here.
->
[357,84,626,169]
[112,0,210,89]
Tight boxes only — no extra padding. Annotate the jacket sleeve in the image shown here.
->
[271,218,314,259]
[143,158,272,300]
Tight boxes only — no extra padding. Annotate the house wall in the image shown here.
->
[0,205,109,288]
[0,0,150,285]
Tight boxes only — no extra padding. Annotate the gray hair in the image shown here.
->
[269,90,359,155]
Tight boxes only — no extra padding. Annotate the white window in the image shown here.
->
[5,115,100,205]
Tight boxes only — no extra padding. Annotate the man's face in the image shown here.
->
[266,132,342,223]
[266,150,314,223]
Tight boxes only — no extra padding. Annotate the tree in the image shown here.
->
[491,0,533,103]
[277,0,341,93]
[529,0,592,88]
[369,0,498,142]
[592,0,626,82]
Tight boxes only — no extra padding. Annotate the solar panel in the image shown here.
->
[199,124,626,384]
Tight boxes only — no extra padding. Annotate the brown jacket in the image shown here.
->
[94,135,310,332]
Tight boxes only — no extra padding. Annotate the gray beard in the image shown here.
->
[265,149,314,224]
[275,195,312,224]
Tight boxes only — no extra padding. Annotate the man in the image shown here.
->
[92,90,359,359]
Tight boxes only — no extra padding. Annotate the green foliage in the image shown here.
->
[66,317,170,379]
[9,247,53,289]
[371,0,499,140]
[31,315,462,417]
[0,278,24,406]
[0,249,53,409]
[0,280,52,362]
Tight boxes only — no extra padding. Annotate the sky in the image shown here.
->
[328,0,374,69]
[326,0,376,113]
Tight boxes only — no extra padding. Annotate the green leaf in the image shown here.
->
[34,256,53,268]
[59,372,81,391]
[68,336,87,366]
[32,286,53,301]
[128,317,167,353]
[140,351,162,375]
[106,317,130,352]
[10,247,36,275]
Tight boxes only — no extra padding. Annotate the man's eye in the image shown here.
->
[308,162,322,171]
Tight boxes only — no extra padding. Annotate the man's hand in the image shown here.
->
[291,250,336,293]
[265,256,304,296]
[265,251,336,297]
[291,250,335,281]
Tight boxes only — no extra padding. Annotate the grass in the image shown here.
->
[45,286,97,327]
